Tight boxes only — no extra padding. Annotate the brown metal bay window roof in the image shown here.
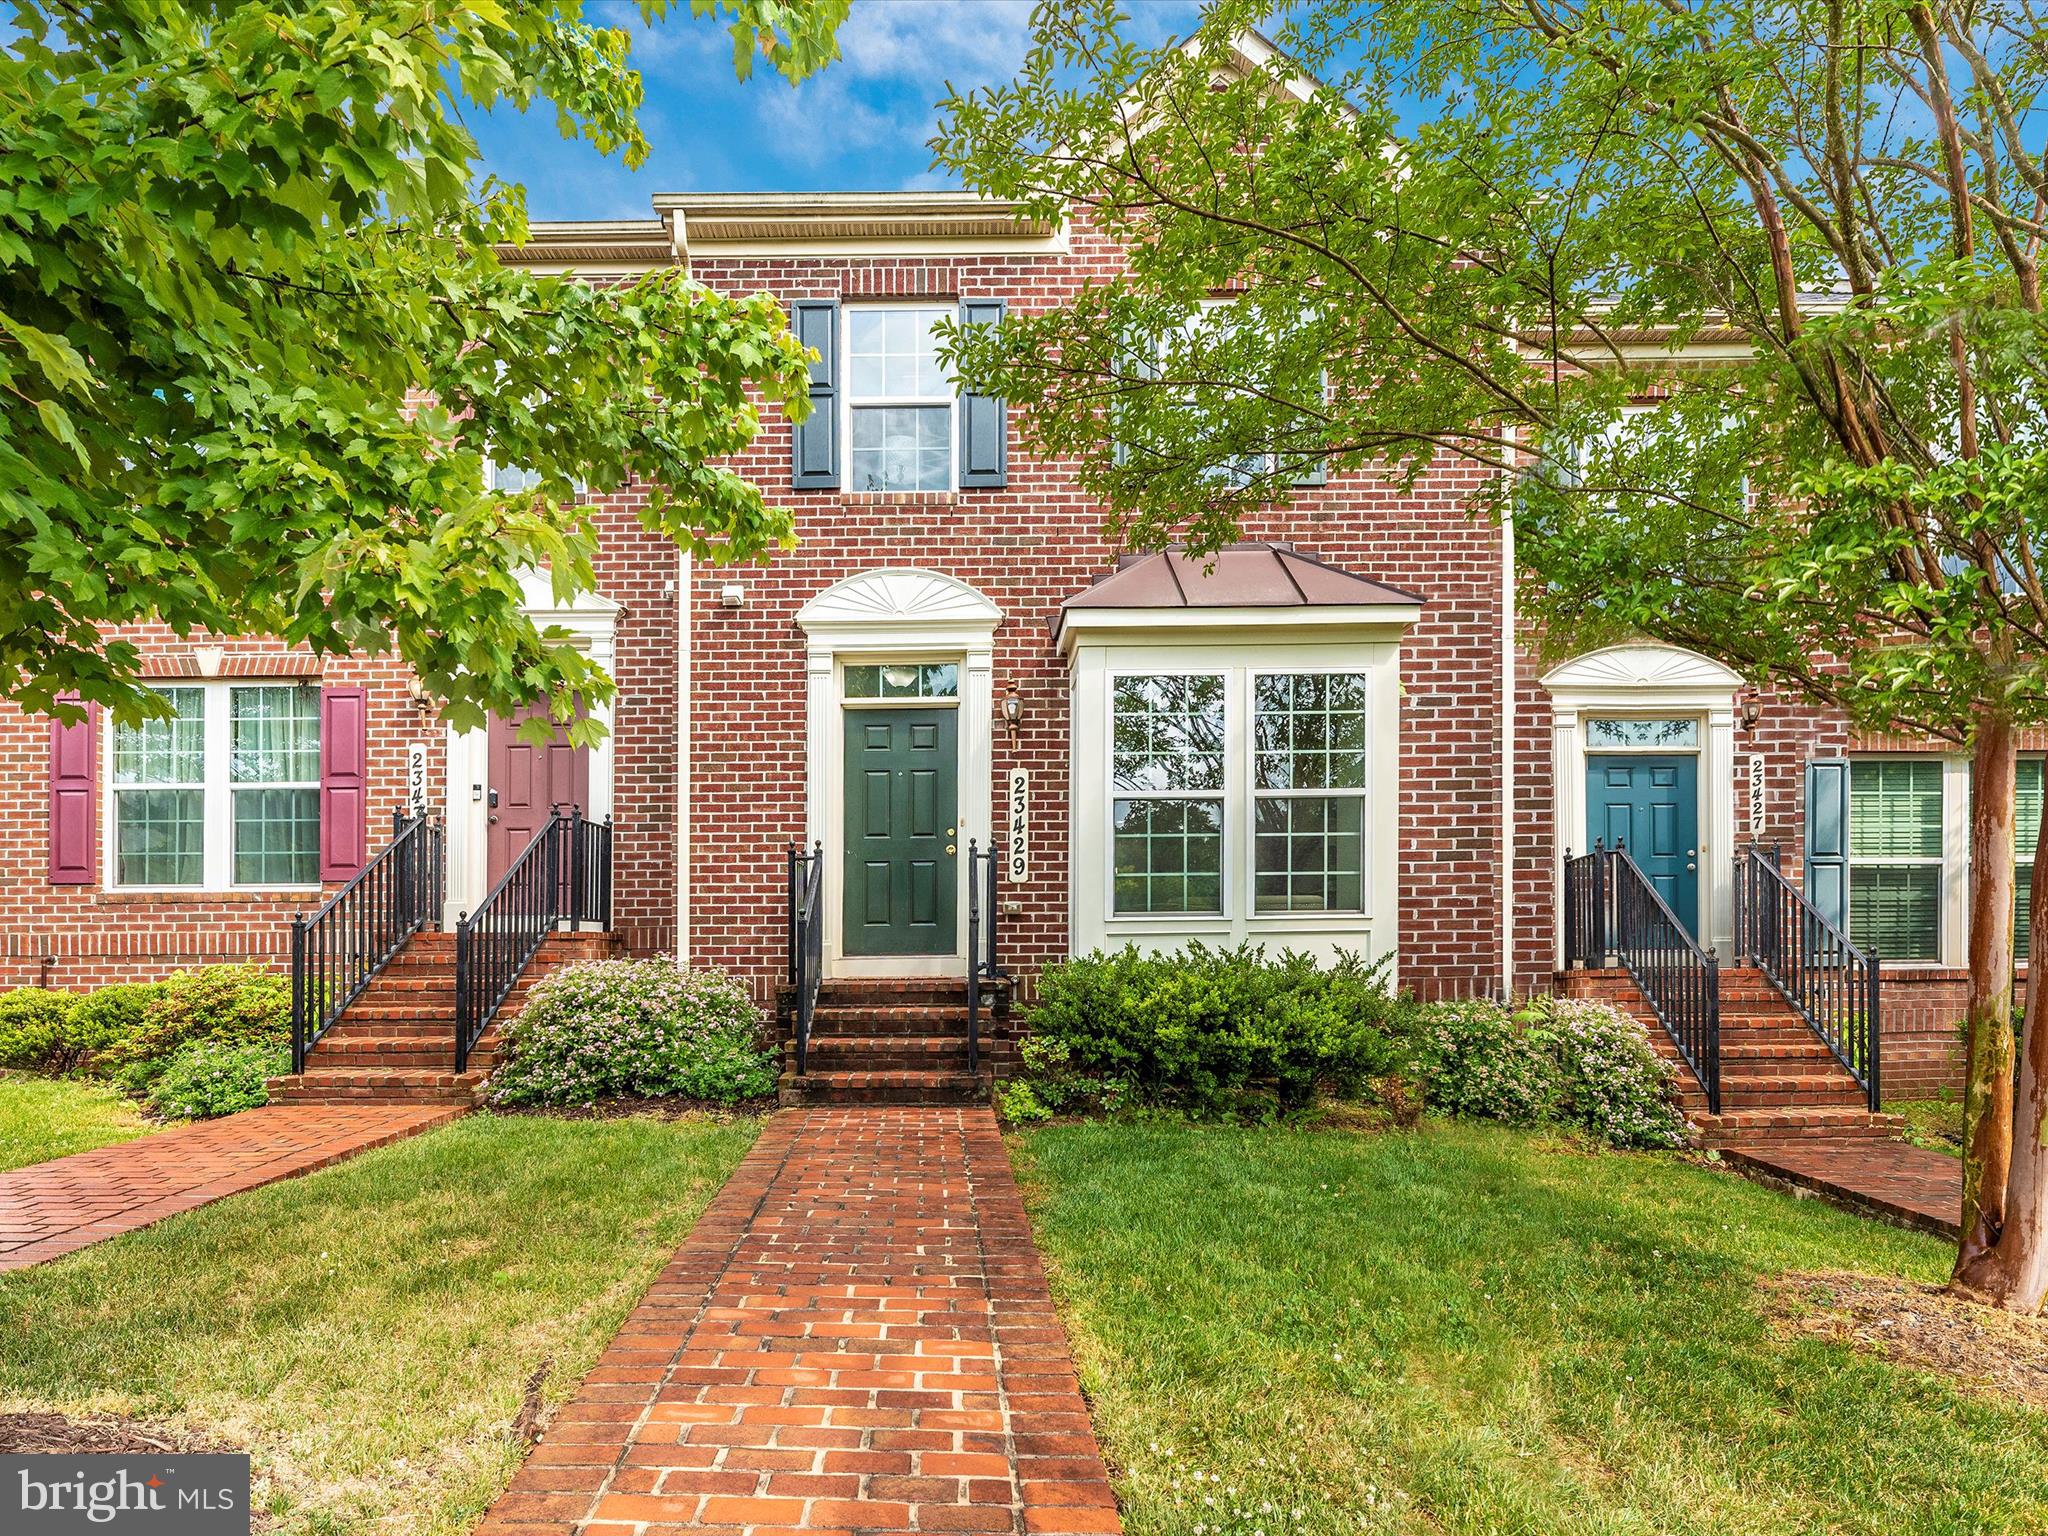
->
[1052,542,1425,644]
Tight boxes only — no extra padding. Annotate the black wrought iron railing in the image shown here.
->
[454,807,612,1072]
[786,841,824,1076]
[1563,842,1721,1113]
[966,840,1005,1076]
[290,811,445,1074]
[1735,843,1881,1110]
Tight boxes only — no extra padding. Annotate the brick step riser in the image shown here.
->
[777,1081,989,1107]
[815,986,979,1008]
[794,1047,972,1072]
[804,1017,972,1039]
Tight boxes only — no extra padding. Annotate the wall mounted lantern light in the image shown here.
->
[1001,683,1025,744]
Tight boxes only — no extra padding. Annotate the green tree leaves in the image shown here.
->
[0,0,848,732]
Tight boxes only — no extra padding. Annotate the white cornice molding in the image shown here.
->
[796,568,1003,635]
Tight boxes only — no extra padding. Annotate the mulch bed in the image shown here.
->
[0,1410,237,1455]
[1765,1269,2048,1410]
[485,1097,775,1122]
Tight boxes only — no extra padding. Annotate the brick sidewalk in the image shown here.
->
[1722,1136,1962,1237]
[0,1104,461,1271]
[478,1106,1121,1536]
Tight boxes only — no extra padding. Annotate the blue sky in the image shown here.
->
[468,0,1202,220]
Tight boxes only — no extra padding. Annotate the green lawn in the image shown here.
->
[0,1110,757,1536]
[1893,1094,1965,1158]
[1015,1118,2046,1536]
[0,1072,154,1171]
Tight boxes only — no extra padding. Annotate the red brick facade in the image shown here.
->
[0,199,1976,1099]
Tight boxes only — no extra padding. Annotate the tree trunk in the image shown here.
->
[1953,807,2048,1312]
[1956,712,2018,1265]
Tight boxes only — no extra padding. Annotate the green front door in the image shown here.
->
[843,707,958,955]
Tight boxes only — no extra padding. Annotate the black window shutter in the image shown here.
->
[790,300,839,490]
[958,299,1008,488]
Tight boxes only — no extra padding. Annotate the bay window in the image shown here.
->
[1111,675,1226,914]
[110,683,321,889]
[1253,673,1368,913]
[1102,667,1378,923]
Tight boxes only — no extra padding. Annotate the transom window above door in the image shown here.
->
[846,308,954,492]
[1587,717,1700,748]
[843,662,959,701]
[110,683,321,889]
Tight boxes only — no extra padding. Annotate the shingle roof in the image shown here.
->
[1052,542,1424,640]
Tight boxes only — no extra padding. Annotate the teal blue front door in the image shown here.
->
[1588,754,1700,935]
[844,708,958,955]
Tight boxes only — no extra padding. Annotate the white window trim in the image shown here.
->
[104,681,323,894]
[1107,668,1230,920]
[1071,633,1402,972]
[841,303,959,494]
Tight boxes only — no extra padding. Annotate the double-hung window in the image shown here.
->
[846,308,953,492]
[1847,758,1945,961]
[1253,673,1368,912]
[110,684,321,889]
[1111,675,1226,914]
[1108,669,1371,918]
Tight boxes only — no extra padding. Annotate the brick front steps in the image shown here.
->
[1561,966,1902,1147]
[777,981,998,1107]
[267,930,616,1106]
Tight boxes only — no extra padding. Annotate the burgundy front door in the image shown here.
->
[486,708,591,885]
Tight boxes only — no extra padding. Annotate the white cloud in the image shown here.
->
[834,0,1036,83]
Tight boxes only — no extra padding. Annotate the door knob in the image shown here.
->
[946,844,957,855]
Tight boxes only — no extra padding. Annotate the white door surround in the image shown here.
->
[1540,643,1741,961]
[443,576,620,923]
[795,569,1001,978]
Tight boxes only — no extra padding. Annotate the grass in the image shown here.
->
[0,1071,154,1171]
[1014,1117,2048,1536]
[0,1109,758,1536]
[1893,1094,1965,1158]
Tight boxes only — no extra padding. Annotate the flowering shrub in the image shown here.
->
[1006,944,1405,1120]
[1520,995,1688,1149]
[1409,995,1686,1149]
[487,959,777,1108]
[145,1039,289,1120]
[1410,998,1557,1125]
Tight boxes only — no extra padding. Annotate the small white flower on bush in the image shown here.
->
[1412,995,1686,1149]
[485,958,776,1108]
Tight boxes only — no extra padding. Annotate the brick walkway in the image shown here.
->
[1722,1136,1963,1238]
[478,1106,1121,1536]
[0,1104,461,1271]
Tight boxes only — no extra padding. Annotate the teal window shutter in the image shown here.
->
[1804,757,1850,932]
[2017,759,2042,941]
[957,300,1008,488]
[790,301,839,490]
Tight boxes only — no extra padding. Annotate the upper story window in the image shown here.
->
[110,683,321,889]
[846,308,954,492]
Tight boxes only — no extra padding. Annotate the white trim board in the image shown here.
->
[795,569,1001,979]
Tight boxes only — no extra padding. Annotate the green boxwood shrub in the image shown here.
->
[1002,943,1404,1120]
[0,989,80,1073]
[66,982,166,1062]
[144,1038,290,1120]
[486,958,777,1108]
[101,965,289,1097]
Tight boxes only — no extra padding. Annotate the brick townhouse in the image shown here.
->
[0,171,2000,1115]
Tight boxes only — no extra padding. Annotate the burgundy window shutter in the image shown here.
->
[48,694,95,885]
[319,687,368,881]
